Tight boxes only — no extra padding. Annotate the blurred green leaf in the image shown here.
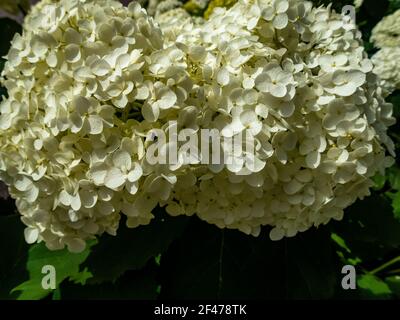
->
[331,194,400,300]
[388,0,400,12]
[330,194,400,263]
[357,274,393,299]
[331,233,351,254]
[389,191,400,220]
[68,267,92,286]
[12,240,96,300]
[372,174,387,191]
[385,276,400,297]
[52,288,61,300]
[387,166,400,190]
[60,262,159,299]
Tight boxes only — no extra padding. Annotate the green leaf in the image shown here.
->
[331,233,351,254]
[0,215,29,299]
[330,194,400,263]
[83,210,188,284]
[385,276,400,297]
[388,0,400,12]
[60,261,159,299]
[12,240,96,300]
[357,274,393,299]
[68,267,92,285]
[387,166,400,191]
[371,174,386,191]
[0,18,22,57]
[160,218,337,299]
[390,191,400,220]
[52,288,61,301]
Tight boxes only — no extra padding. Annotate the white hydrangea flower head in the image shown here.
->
[371,9,400,48]
[0,0,190,252]
[155,0,395,240]
[372,47,400,96]
[0,0,396,251]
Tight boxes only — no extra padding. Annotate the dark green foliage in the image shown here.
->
[160,218,337,299]
[60,261,159,300]
[82,212,189,284]
[0,215,29,299]
[311,0,353,12]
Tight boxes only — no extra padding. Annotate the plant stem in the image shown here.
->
[386,268,400,275]
[370,256,400,275]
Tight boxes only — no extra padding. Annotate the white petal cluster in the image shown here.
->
[371,10,400,96]
[155,8,192,42]
[0,0,190,252]
[371,9,400,48]
[372,47,400,95]
[0,0,395,251]
[156,0,395,240]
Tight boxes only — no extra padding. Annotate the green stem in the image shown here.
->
[370,256,400,275]
[386,268,400,275]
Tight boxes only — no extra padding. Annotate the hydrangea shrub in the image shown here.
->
[0,0,395,253]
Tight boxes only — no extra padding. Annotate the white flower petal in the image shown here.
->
[217,68,230,86]
[104,168,126,190]
[270,228,285,241]
[305,151,321,169]
[273,14,288,29]
[127,163,143,182]
[24,227,39,244]
[91,59,111,76]
[113,150,132,171]
[65,44,81,63]
[88,115,103,135]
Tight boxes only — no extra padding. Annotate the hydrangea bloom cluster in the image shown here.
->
[371,9,400,49]
[0,0,190,252]
[156,0,395,240]
[371,9,400,96]
[372,47,400,95]
[0,0,395,251]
